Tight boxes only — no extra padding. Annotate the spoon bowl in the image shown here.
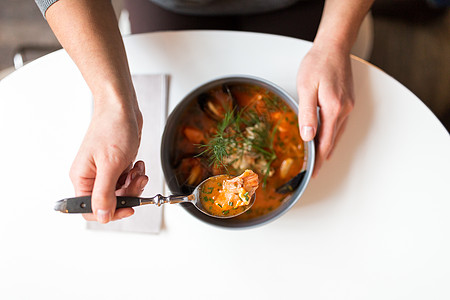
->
[54,175,256,219]
[193,174,257,218]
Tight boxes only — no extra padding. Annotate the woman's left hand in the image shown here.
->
[296,43,355,176]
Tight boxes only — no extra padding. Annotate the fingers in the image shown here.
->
[296,46,355,177]
[312,108,338,177]
[124,161,145,188]
[69,158,95,197]
[82,208,134,222]
[326,118,348,160]
[134,160,145,173]
[297,81,319,142]
[92,160,148,223]
[312,101,353,177]
[116,161,148,197]
[116,163,133,190]
[116,175,148,197]
[81,161,148,223]
[91,162,122,223]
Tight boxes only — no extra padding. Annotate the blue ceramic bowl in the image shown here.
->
[161,75,315,229]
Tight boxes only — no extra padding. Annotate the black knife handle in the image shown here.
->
[55,196,141,213]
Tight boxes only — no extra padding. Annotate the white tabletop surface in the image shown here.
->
[0,31,449,299]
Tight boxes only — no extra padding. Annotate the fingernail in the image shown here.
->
[96,209,111,224]
[136,161,145,173]
[301,126,315,141]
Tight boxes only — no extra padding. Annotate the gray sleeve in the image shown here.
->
[35,0,60,17]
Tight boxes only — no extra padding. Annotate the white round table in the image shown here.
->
[0,31,449,299]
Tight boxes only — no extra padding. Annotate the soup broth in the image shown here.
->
[199,170,258,217]
[170,83,306,219]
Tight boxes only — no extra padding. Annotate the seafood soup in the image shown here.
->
[169,82,306,220]
[199,170,259,217]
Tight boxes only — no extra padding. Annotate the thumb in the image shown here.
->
[91,163,122,224]
[297,83,319,142]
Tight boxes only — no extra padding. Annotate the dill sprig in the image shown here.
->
[240,116,279,187]
[196,89,280,188]
[196,110,235,171]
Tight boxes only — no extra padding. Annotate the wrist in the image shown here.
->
[313,31,354,55]
[92,83,142,129]
[313,0,373,55]
[93,80,139,110]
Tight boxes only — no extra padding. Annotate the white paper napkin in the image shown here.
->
[87,74,169,234]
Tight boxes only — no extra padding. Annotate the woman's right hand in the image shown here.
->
[69,101,147,223]
[46,0,148,223]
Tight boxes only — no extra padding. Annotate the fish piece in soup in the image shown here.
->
[199,170,259,217]
[174,82,306,219]
[222,169,259,207]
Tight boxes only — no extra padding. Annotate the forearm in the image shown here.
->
[46,0,137,113]
[314,0,374,53]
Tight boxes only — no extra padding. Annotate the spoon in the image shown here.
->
[54,175,256,219]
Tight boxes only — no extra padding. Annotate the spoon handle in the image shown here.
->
[140,194,193,206]
[54,194,192,214]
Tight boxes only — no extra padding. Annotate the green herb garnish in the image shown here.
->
[203,196,214,203]
[197,87,282,187]
[201,187,214,194]
[243,192,249,202]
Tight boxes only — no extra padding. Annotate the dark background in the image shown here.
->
[1,0,448,130]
